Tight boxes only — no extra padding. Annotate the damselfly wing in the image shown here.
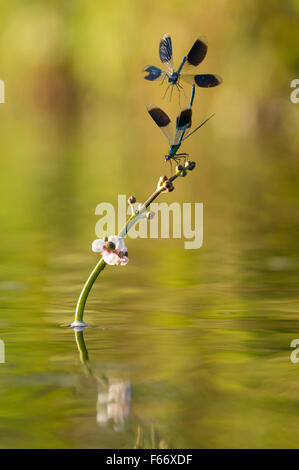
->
[147,102,215,164]
[173,108,192,149]
[146,105,173,145]
[159,33,174,74]
[143,33,174,83]
[147,105,193,163]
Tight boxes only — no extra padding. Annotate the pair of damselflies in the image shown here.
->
[144,34,221,168]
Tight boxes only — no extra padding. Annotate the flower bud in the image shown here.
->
[185,160,196,171]
[163,180,174,192]
[128,196,136,204]
[176,164,184,173]
[157,175,168,190]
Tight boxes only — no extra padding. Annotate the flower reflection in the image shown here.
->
[73,328,168,445]
[74,328,131,431]
[97,378,131,431]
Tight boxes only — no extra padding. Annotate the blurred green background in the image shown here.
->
[0,0,299,449]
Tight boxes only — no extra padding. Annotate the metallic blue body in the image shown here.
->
[165,85,195,162]
[168,56,187,84]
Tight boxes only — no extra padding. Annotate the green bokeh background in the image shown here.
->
[0,0,299,449]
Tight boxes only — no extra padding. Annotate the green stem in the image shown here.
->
[74,329,108,385]
[74,169,186,324]
[74,258,106,322]
[119,185,165,237]
[75,329,89,364]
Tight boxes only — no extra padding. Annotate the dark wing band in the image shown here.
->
[186,38,208,67]
[147,104,173,144]
[148,106,171,127]
[176,108,192,129]
[194,74,222,87]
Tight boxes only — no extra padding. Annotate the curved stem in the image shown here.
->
[74,167,190,324]
[74,258,106,322]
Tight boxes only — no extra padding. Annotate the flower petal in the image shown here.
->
[92,239,105,252]
[108,236,126,252]
[103,251,120,265]
[119,256,129,266]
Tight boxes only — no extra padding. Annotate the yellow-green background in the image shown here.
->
[0,0,299,448]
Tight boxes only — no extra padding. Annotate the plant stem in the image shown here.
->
[74,258,106,322]
[119,186,164,237]
[75,329,107,385]
[75,329,89,363]
[74,168,188,324]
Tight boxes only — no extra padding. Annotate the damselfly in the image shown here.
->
[147,86,214,167]
[144,33,222,100]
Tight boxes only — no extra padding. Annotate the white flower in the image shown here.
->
[92,236,129,266]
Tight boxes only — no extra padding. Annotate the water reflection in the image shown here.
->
[73,327,169,447]
[74,328,131,432]
[97,379,131,431]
